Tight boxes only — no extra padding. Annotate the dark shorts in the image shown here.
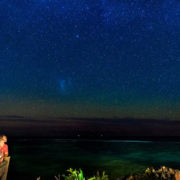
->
[0,163,6,179]
[0,160,7,168]
[0,157,10,180]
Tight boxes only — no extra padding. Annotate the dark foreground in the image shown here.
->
[35,166,180,180]
[7,138,180,180]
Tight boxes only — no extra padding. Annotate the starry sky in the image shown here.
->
[0,0,180,120]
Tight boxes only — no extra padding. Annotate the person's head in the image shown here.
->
[0,138,4,148]
[2,135,7,143]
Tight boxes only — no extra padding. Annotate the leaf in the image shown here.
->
[79,169,84,180]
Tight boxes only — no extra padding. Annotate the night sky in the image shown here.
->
[0,0,180,120]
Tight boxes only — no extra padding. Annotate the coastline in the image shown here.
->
[6,139,180,180]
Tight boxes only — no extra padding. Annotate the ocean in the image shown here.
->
[7,138,180,180]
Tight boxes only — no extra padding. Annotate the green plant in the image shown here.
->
[62,168,84,180]
[88,171,108,180]
[36,168,108,180]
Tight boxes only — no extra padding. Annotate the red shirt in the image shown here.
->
[1,144,8,156]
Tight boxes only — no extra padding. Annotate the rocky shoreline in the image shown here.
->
[36,166,180,180]
[120,166,180,180]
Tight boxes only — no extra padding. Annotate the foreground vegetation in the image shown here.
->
[36,168,108,180]
[36,166,180,180]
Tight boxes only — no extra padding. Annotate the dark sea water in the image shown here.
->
[7,139,180,180]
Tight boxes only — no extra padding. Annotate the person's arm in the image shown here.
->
[4,144,8,157]
[0,152,4,163]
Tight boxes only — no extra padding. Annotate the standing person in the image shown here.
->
[0,137,5,163]
[1,135,8,157]
[0,137,7,180]
[0,135,10,180]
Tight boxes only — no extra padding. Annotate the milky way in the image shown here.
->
[0,0,180,119]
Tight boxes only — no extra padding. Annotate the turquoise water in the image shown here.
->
[7,139,180,180]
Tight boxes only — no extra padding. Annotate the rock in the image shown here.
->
[161,172,166,179]
[169,168,175,175]
[154,173,159,178]
[151,168,156,174]
[161,166,168,173]
[124,166,180,180]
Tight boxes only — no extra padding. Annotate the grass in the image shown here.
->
[35,166,180,180]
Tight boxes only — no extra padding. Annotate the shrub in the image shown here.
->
[62,168,84,180]
[88,171,108,180]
